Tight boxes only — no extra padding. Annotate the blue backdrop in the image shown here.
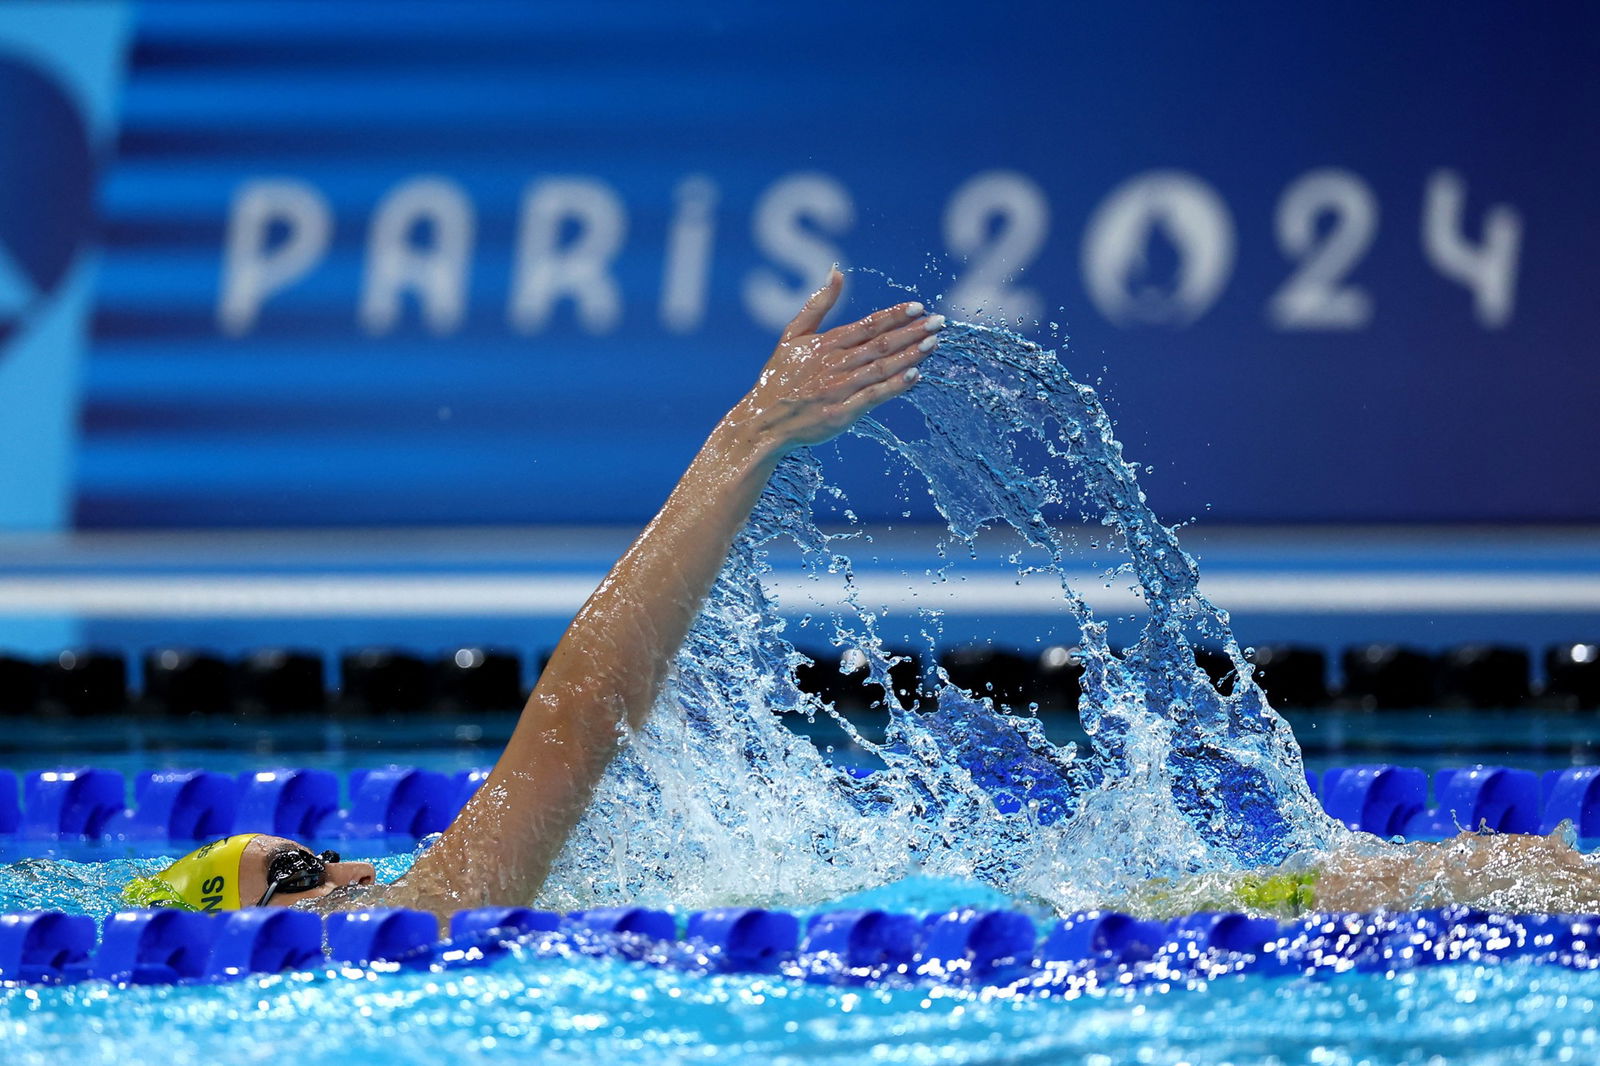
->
[66,0,1600,527]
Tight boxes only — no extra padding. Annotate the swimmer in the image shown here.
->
[125,269,944,920]
[1310,825,1600,915]
[1121,826,1600,920]
[123,833,375,911]
[124,274,1600,924]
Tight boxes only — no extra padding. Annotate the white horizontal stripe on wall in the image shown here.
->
[0,571,1596,616]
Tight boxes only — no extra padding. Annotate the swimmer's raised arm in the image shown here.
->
[363,270,942,920]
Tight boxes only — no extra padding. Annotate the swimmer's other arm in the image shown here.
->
[349,270,941,921]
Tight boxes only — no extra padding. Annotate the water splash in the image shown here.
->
[541,320,1343,916]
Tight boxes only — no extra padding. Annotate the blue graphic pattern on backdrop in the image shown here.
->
[0,1,128,540]
[0,57,94,345]
[78,1,1600,527]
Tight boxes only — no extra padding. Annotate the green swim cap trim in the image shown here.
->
[120,874,199,911]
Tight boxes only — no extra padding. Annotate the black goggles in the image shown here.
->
[257,848,341,906]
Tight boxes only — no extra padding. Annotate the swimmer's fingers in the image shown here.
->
[823,300,926,349]
[845,335,936,391]
[781,267,844,341]
[842,313,945,368]
[840,365,923,418]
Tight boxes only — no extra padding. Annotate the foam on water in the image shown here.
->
[540,319,1345,916]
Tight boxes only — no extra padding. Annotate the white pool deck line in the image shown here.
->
[0,525,1596,665]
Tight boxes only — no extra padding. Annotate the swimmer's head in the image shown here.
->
[122,834,376,912]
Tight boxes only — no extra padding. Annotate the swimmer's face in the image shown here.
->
[236,835,377,908]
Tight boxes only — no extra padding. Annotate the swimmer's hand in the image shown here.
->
[730,268,943,453]
[370,272,941,924]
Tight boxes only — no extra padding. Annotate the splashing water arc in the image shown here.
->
[541,318,1345,916]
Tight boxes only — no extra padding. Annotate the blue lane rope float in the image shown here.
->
[0,766,470,842]
[7,762,1600,989]
[325,908,441,969]
[6,902,1600,990]
[4,764,1600,843]
[235,768,340,839]
[0,773,17,835]
[1543,768,1600,836]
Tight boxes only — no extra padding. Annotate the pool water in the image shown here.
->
[4,314,1592,1062]
[4,881,1600,1066]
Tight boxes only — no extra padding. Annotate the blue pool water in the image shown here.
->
[6,854,1600,1066]
[3,312,1595,1062]
[7,821,1600,1065]
[3,936,1598,1066]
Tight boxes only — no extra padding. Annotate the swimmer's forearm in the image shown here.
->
[378,420,782,916]
[384,271,935,918]
[316,420,779,920]
[541,414,785,730]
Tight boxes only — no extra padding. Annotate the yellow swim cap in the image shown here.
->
[121,834,260,912]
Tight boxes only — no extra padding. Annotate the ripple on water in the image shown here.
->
[4,952,1600,1065]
